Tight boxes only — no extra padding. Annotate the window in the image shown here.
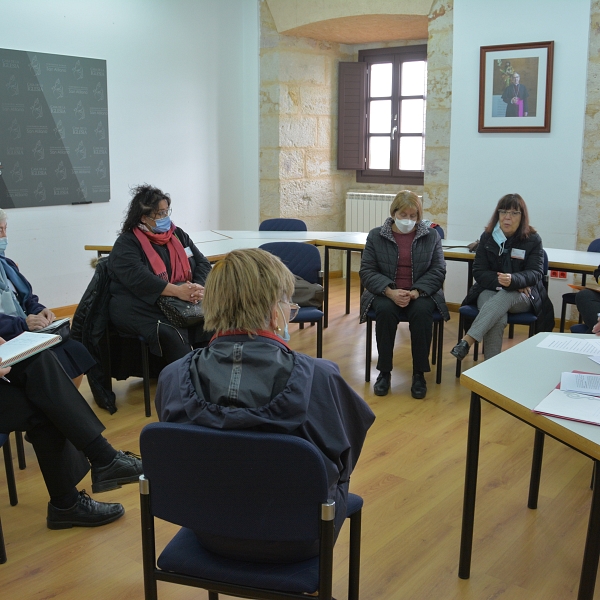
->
[338,45,427,185]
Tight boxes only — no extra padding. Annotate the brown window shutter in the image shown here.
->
[337,62,367,170]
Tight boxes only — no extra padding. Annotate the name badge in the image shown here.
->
[184,246,194,258]
[511,248,525,260]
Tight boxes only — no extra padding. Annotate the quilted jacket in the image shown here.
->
[359,218,449,323]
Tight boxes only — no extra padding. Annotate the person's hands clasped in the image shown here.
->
[386,288,417,308]
[497,272,512,288]
[177,282,204,304]
[593,315,600,336]
[26,312,52,331]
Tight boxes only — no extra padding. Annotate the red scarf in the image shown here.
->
[133,224,192,283]
[209,329,291,349]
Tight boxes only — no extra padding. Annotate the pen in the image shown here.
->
[1,375,10,383]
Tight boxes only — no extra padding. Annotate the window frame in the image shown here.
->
[356,44,427,185]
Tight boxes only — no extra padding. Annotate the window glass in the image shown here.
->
[400,99,425,134]
[369,100,392,134]
[401,61,427,96]
[399,137,424,171]
[370,63,392,97]
[369,137,391,170]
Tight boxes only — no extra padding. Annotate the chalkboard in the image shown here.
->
[0,48,110,208]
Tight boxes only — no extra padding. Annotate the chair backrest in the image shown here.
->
[259,218,307,232]
[432,224,445,239]
[260,242,321,284]
[140,422,329,560]
[588,238,600,253]
[542,250,549,290]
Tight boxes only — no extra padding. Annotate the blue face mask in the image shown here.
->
[492,221,507,255]
[0,238,7,255]
[276,304,291,342]
[152,216,171,233]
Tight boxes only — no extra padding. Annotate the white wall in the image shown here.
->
[0,0,259,307]
[446,0,591,306]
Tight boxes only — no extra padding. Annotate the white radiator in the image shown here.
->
[345,191,396,232]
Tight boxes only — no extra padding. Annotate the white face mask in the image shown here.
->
[395,218,416,234]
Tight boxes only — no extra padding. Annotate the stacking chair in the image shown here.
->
[259,218,307,232]
[559,238,600,332]
[454,251,549,377]
[432,224,445,239]
[364,308,445,385]
[139,422,363,600]
[260,242,324,357]
[0,433,19,564]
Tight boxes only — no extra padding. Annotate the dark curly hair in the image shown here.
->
[484,193,536,240]
[120,184,171,233]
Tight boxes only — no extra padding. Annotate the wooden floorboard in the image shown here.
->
[0,277,595,599]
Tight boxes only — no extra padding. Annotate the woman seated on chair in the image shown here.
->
[155,248,375,561]
[358,190,449,399]
[575,267,600,334]
[0,209,94,388]
[107,184,212,364]
[451,193,553,362]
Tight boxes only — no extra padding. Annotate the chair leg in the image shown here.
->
[316,319,323,359]
[455,313,464,378]
[436,321,444,384]
[141,341,151,418]
[348,508,362,600]
[365,318,373,383]
[208,592,219,600]
[560,300,568,333]
[299,323,305,330]
[3,438,18,507]
[15,431,26,470]
[473,341,479,362]
[0,512,6,564]
[432,321,438,366]
[508,323,514,339]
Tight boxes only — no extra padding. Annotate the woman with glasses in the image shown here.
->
[107,184,211,364]
[451,193,553,362]
[156,248,375,562]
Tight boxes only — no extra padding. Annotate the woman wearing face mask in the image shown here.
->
[156,248,375,562]
[359,191,449,399]
[451,193,553,362]
[107,184,211,364]
[0,209,94,387]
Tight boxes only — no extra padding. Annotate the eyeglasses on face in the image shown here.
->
[151,208,172,219]
[280,301,301,321]
[498,210,521,218]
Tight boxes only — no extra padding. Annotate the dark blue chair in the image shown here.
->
[432,224,445,239]
[570,323,590,334]
[260,242,324,358]
[454,251,549,377]
[139,422,363,600]
[364,307,445,385]
[259,218,307,232]
[560,238,600,332]
[0,433,19,564]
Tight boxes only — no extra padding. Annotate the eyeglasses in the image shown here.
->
[280,301,301,321]
[152,208,172,219]
[498,210,521,218]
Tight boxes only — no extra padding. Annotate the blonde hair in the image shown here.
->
[0,209,7,223]
[203,248,295,335]
[389,190,423,222]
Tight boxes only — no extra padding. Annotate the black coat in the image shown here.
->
[462,230,554,333]
[107,227,211,355]
[358,218,449,322]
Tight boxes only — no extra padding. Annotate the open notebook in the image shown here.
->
[0,331,61,368]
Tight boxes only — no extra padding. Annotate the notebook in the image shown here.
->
[0,331,62,368]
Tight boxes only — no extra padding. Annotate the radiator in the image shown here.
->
[345,191,397,232]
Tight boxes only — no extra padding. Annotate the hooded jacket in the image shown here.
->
[359,217,449,323]
[155,332,375,561]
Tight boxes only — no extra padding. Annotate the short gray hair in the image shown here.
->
[0,208,7,223]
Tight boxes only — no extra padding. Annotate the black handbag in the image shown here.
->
[156,284,204,328]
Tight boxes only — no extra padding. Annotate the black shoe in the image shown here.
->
[47,490,124,530]
[374,372,391,396]
[91,450,143,493]
[450,339,470,361]
[411,373,427,399]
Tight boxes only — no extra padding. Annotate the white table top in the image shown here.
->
[195,237,303,260]
[461,332,600,458]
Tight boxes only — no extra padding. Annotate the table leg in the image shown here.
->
[345,250,352,314]
[527,429,545,509]
[458,392,481,579]
[324,246,330,329]
[578,459,600,600]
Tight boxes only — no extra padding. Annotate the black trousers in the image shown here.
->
[372,295,436,373]
[0,351,105,497]
[576,288,600,331]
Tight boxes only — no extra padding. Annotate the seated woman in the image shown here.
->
[575,271,600,333]
[451,193,553,362]
[155,248,375,562]
[107,184,211,364]
[0,209,94,387]
[0,343,142,529]
[358,190,449,399]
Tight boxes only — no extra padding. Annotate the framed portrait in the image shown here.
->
[478,41,554,133]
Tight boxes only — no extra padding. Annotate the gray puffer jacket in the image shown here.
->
[359,218,450,323]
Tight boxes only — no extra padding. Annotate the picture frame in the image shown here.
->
[478,41,554,133]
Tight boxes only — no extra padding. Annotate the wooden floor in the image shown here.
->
[0,277,596,599]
